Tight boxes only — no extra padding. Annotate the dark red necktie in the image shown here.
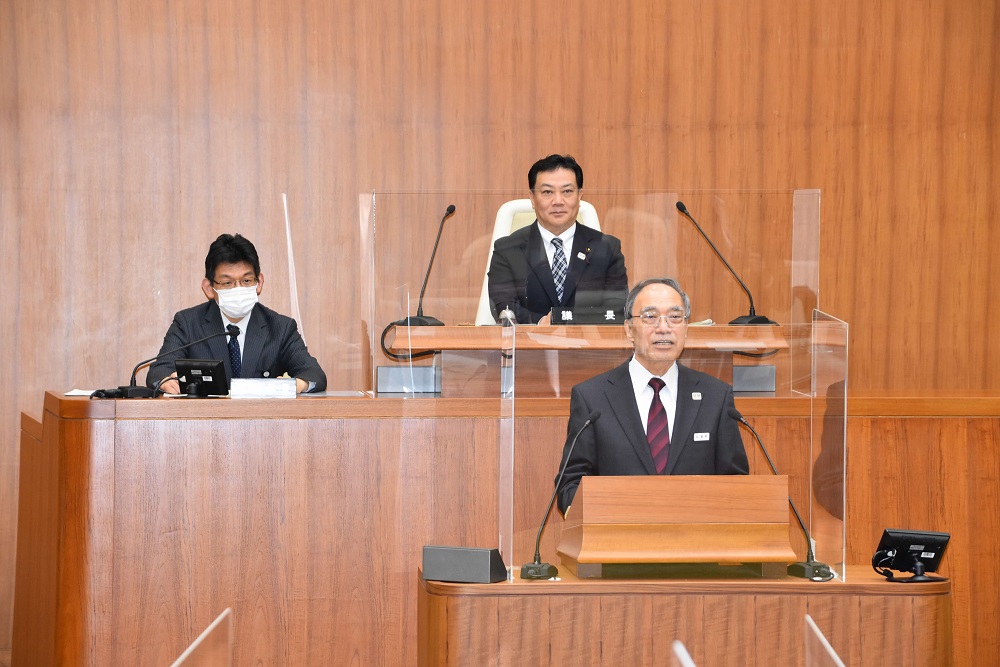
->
[647,377,670,473]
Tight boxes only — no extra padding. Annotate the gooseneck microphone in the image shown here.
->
[729,407,835,581]
[92,326,241,399]
[379,204,457,362]
[402,204,457,327]
[675,201,774,325]
[521,410,602,580]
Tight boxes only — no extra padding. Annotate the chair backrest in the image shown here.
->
[475,199,601,325]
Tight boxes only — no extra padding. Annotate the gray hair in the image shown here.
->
[625,277,692,320]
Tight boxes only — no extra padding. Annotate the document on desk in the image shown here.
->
[230,378,296,399]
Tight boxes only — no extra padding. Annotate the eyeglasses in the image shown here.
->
[212,276,258,290]
[628,311,687,327]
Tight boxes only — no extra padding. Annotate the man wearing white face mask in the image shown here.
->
[146,233,327,394]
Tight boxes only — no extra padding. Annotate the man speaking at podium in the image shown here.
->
[556,278,748,514]
[146,233,327,395]
[487,154,629,324]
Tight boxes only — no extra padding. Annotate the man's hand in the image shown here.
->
[159,374,180,395]
[295,378,309,394]
[537,313,552,325]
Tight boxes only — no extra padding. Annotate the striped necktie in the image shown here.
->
[551,237,568,303]
[647,377,670,473]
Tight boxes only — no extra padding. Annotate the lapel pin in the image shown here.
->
[577,252,586,261]
[692,392,702,400]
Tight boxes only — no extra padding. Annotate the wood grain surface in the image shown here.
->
[11,396,999,664]
[4,0,1000,660]
[419,567,952,666]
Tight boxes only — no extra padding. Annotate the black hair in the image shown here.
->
[528,154,584,190]
[204,233,261,281]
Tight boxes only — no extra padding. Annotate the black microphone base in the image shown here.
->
[729,314,776,325]
[787,560,836,581]
[396,315,445,327]
[520,561,559,580]
[118,385,156,398]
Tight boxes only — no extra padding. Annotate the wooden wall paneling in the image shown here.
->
[753,594,808,666]
[846,415,1000,666]
[52,416,117,666]
[419,574,952,667]
[964,418,1000,659]
[805,595,863,667]
[547,595,603,666]
[701,595,755,666]
[496,595,550,665]
[86,413,503,664]
[14,398,999,664]
[653,595,705,665]
[10,417,48,667]
[597,594,654,666]
[6,0,1000,659]
[447,593,501,665]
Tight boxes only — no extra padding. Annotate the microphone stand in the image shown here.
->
[93,327,240,399]
[397,204,456,327]
[521,411,601,580]
[675,201,774,325]
[734,410,835,581]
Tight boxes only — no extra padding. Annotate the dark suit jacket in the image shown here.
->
[487,222,628,324]
[556,360,749,513]
[145,300,327,392]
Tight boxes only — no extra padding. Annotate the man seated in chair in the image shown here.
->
[487,154,629,324]
[556,278,749,515]
[146,233,327,394]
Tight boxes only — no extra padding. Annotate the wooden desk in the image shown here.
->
[16,393,989,665]
[13,393,514,666]
[418,566,952,666]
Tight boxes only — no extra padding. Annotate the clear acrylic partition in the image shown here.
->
[366,189,820,401]
[170,607,233,666]
[804,614,847,667]
[670,640,699,667]
[497,321,515,577]
[810,311,848,580]
[365,190,821,572]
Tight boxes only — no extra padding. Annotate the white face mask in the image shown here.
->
[216,285,258,320]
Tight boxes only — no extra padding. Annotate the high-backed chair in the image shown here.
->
[475,199,601,325]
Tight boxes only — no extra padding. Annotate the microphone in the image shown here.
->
[92,326,241,399]
[729,407,835,581]
[397,204,457,327]
[675,201,774,325]
[521,410,601,580]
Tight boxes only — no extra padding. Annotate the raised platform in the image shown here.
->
[418,566,952,666]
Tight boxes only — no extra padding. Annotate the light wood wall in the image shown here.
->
[2,0,998,656]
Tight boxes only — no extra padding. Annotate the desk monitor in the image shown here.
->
[176,359,229,397]
[872,528,949,583]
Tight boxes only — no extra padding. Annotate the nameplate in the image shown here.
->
[230,378,297,399]
[549,307,624,325]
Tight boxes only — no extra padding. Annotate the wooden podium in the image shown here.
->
[557,475,798,578]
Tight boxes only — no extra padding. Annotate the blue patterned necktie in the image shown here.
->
[551,237,568,303]
[647,377,670,473]
[227,325,242,378]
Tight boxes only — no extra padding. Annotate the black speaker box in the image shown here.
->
[422,545,507,584]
